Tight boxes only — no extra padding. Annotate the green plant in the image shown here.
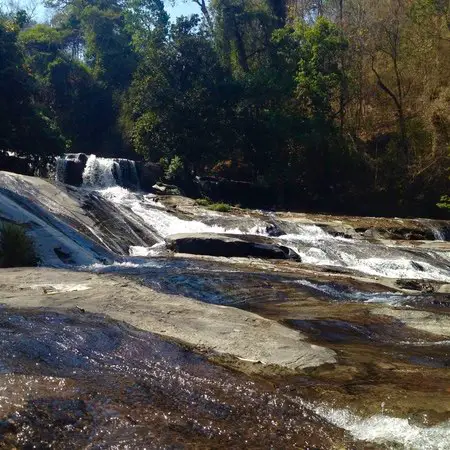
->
[207,202,232,213]
[0,222,38,267]
[437,194,450,210]
[165,155,184,181]
[195,198,212,207]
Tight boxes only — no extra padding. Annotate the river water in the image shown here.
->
[0,156,449,448]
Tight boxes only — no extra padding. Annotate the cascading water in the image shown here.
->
[417,219,447,241]
[55,153,140,189]
[55,156,67,183]
[82,154,119,188]
[277,224,450,282]
[82,155,140,189]
[69,156,450,282]
[2,159,450,449]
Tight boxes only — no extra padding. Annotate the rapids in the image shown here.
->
[75,155,450,282]
[0,155,450,449]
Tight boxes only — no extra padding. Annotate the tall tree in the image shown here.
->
[0,17,64,161]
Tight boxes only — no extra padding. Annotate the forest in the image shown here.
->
[0,0,449,217]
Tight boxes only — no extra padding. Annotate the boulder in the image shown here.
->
[0,154,32,176]
[152,182,183,196]
[66,153,88,165]
[57,153,88,186]
[265,222,285,237]
[166,233,301,261]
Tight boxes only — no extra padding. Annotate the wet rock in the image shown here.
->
[410,261,425,272]
[0,153,32,176]
[356,226,434,241]
[372,307,450,338]
[396,279,435,293]
[59,153,88,186]
[54,247,76,265]
[166,233,301,261]
[0,419,16,434]
[265,222,285,237]
[152,182,182,196]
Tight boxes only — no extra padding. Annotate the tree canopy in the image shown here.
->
[0,0,448,217]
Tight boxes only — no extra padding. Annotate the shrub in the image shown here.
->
[0,222,38,267]
[207,202,232,213]
[195,198,212,207]
[165,155,185,181]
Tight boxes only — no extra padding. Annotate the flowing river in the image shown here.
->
[0,155,449,449]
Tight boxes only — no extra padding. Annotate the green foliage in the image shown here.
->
[124,0,169,52]
[0,223,38,268]
[121,15,235,168]
[296,18,346,121]
[19,24,66,74]
[165,155,185,181]
[195,198,232,212]
[207,202,233,212]
[0,19,64,159]
[81,5,136,88]
[0,0,447,217]
[195,198,212,207]
[437,195,450,210]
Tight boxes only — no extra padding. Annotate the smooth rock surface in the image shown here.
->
[0,268,336,370]
[372,307,450,338]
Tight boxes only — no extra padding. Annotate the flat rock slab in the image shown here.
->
[0,268,335,370]
[166,233,301,260]
[372,307,450,338]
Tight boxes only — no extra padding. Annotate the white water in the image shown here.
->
[278,224,450,282]
[55,156,67,183]
[419,219,446,241]
[99,186,266,237]
[310,403,450,450]
[51,155,450,282]
[82,155,120,188]
[95,189,449,281]
[293,279,419,305]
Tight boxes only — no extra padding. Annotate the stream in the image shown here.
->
[0,155,449,449]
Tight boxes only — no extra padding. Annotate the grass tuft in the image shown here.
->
[195,198,212,207]
[0,222,38,268]
[207,202,233,213]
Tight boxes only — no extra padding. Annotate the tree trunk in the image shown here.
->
[372,58,408,159]
[193,0,214,31]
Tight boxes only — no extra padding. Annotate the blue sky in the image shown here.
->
[27,1,200,22]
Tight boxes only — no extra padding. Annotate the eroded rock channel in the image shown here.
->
[0,160,449,449]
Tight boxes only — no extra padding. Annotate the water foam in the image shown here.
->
[293,279,417,305]
[74,160,450,281]
[82,155,119,188]
[99,186,263,238]
[310,404,450,450]
[279,224,450,282]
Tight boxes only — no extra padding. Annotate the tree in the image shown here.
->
[121,15,235,170]
[0,18,64,161]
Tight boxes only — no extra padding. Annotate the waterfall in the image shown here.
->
[82,155,120,188]
[81,155,140,190]
[55,156,67,183]
[430,226,445,241]
[417,219,447,241]
[51,153,450,281]
[54,153,140,190]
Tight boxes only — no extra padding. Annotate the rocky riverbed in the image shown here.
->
[0,162,449,449]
